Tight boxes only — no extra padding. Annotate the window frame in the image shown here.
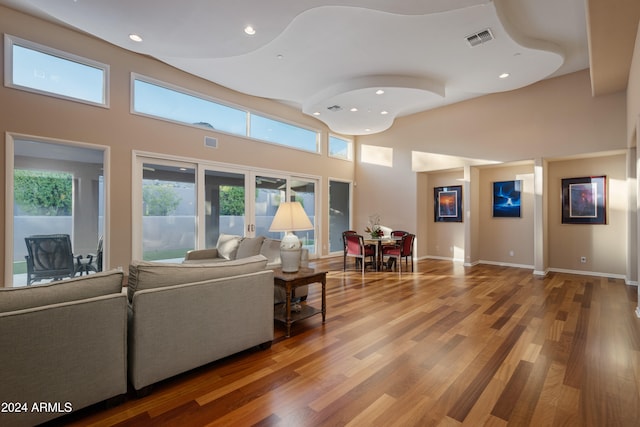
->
[328,134,354,161]
[4,34,110,108]
[131,73,321,154]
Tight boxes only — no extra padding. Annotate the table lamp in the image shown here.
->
[269,201,313,272]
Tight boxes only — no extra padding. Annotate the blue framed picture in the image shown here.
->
[493,180,522,218]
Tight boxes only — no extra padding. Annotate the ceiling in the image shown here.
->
[0,0,638,136]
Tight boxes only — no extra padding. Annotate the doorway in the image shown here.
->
[6,135,108,287]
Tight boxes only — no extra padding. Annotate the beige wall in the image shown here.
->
[357,68,629,276]
[0,6,354,279]
[424,170,465,261]
[547,154,628,275]
[477,163,535,267]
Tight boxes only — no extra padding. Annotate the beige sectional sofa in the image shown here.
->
[184,234,309,301]
[126,254,274,392]
[0,270,128,427]
[0,252,279,424]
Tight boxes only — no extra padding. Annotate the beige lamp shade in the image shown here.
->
[269,202,313,272]
[269,202,313,232]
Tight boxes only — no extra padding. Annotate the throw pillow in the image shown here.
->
[260,238,282,265]
[216,234,242,260]
[236,236,265,259]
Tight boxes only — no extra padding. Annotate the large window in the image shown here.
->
[132,75,320,153]
[329,135,353,161]
[141,162,196,261]
[4,35,109,107]
[8,137,107,287]
[250,114,318,152]
[133,78,247,135]
[133,154,319,261]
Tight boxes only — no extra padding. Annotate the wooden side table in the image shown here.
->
[273,267,327,337]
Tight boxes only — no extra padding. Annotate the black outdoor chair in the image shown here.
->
[76,235,103,275]
[24,234,77,285]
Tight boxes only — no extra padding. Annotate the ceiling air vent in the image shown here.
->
[465,29,494,47]
[327,105,343,112]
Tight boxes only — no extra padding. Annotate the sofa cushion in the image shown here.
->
[128,254,268,301]
[0,269,124,313]
[236,236,265,259]
[216,234,242,260]
[260,238,282,265]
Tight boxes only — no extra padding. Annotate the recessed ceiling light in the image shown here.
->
[499,73,510,79]
[375,89,385,95]
[365,128,371,132]
[313,111,320,116]
[350,107,358,112]
[380,110,389,115]
[244,25,256,35]
[276,54,284,60]
[129,34,143,42]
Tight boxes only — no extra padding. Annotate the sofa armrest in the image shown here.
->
[0,293,128,426]
[184,248,220,261]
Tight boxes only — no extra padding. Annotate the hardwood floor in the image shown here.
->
[51,258,640,426]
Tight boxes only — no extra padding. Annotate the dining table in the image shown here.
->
[364,235,403,271]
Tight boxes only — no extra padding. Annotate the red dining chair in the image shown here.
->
[391,230,408,237]
[382,234,404,273]
[344,233,375,273]
[400,233,415,271]
[382,233,415,272]
[342,230,357,270]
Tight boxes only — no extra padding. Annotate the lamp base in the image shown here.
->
[280,232,302,273]
[280,247,302,273]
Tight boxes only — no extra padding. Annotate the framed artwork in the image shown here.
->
[434,185,462,222]
[561,176,606,224]
[493,180,522,218]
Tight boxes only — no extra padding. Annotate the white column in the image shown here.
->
[533,158,547,276]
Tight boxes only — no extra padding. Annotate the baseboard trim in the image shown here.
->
[425,255,460,262]
[479,260,534,270]
[547,267,626,281]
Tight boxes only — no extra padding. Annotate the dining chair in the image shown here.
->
[391,230,408,237]
[381,234,404,273]
[344,233,376,273]
[24,234,77,285]
[382,233,415,272]
[342,230,357,270]
[400,233,415,271]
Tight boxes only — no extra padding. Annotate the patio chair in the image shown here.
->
[24,234,77,285]
[76,235,104,275]
[344,233,375,274]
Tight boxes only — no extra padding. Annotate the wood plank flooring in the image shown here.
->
[49,258,640,426]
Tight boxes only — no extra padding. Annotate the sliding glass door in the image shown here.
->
[329,180,351,253]
[204,169,246,248]
[254,175,287,239]
[141,161,196,261]
[134,154,319,261]
[291,179,316,255]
